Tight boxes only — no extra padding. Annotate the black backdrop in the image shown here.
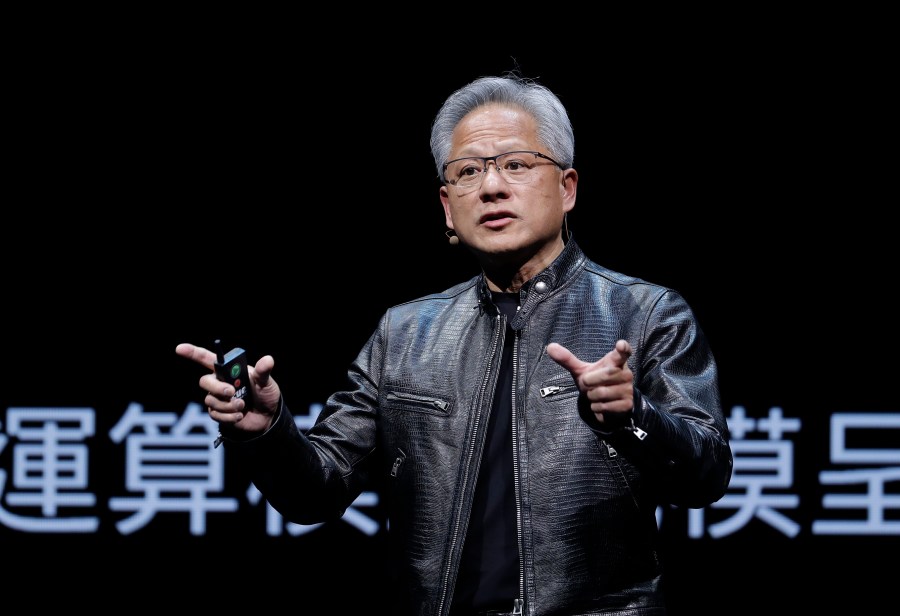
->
[3,21,896,615]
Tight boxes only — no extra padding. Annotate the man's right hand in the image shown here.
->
[175,342,281,433]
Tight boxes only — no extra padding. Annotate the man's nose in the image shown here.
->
[480,162,509,188]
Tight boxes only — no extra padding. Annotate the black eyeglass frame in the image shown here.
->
[441,150,564,186]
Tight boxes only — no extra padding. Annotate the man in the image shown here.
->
[177,74,732,615]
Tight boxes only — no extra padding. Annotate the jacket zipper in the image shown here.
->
[511,327,525,614]
[539,384,576,398]
[385,391,450,412]
[391,448,407,477]
[542,386,648,441]
[436,312,503,616]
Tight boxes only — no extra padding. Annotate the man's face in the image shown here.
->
[439,103,576,266]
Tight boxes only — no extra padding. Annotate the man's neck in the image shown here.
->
[482,237,565,293]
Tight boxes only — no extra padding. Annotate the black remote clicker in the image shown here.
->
[213,339,253,405]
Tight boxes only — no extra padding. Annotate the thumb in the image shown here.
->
[546,342,588,375]
[251,354,275,388]
[609,339,633,368]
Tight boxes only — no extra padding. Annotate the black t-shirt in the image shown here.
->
[451,292,520,613]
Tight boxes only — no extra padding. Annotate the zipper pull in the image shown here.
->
[513,598,524,614]
[391,449,407,477]
[391,456,403,477]
[540,385,561,397]
[630,417,648,441]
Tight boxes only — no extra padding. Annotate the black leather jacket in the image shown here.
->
[232,239,732,615]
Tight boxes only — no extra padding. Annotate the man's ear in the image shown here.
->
[440,186,454,227]
[562,168,578,213]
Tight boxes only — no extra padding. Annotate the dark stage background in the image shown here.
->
[3,23,896,615]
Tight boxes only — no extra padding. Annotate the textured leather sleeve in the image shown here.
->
[601,288,733,508]
[225,320,386,525]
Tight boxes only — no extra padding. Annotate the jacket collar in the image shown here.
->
[476,237,586,330]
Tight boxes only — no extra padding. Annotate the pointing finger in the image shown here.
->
[546,342,586,374]
[175,343,216,370]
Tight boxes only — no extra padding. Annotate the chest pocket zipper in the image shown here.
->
[539,384,577,398]
[386,391,451,414]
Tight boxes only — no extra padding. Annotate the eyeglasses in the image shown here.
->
[442,150,563,190]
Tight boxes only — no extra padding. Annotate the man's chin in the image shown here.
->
[470,236,536,264]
